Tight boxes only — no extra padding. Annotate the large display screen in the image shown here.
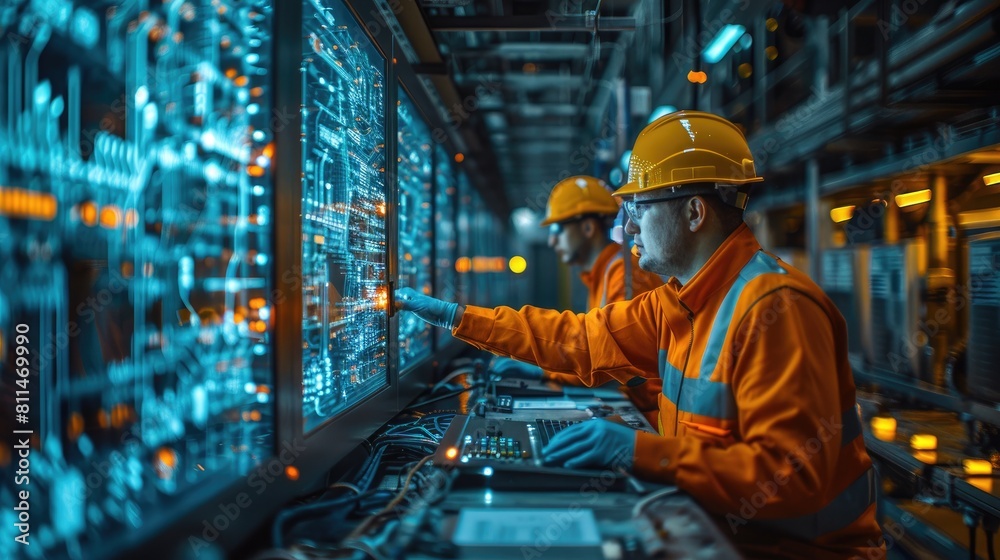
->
[433,146,457,347]
[0,1,275,556]
[299,0,389,433]
[396,88,433,370]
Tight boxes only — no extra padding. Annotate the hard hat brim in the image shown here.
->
[611,182,642,198]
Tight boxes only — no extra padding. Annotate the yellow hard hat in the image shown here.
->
[612,110,762,202]
[540,175,620,226]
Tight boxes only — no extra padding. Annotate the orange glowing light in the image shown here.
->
[445,447,459,460]
[687,70,708,84]
[234,75,249,87]
[247,165,265,177]
[157,447,178,469]
[249,298,267,309]
[285,466,300,481]
[263,142,275,159]
[257,385,271,394]
[250,410,261,422]
[225,68,238,79]
[455,257,472,273]
[454,153,465,163]
[68,413,84,441]
[100,206,122,229]
[250,87,264,97]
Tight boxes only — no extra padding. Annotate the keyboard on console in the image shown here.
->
[534,418,581,448]
[433,415,631,491]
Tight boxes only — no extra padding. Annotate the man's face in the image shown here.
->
[624,193,694,278]
[547,219,588,265]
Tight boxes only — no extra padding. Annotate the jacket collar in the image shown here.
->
[667,223,762,314]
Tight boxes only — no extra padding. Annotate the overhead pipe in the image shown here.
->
[586,30,633,133]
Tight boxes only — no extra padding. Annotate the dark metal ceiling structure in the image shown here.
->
[384,0,1000,224]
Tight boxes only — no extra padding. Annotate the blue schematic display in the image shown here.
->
[456,171,473,304]
[300,0,388,433]
[0,1,275,558]
[396,88,433,370]
[433,146,457,347]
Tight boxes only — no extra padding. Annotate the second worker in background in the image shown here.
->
[490,175,664,424]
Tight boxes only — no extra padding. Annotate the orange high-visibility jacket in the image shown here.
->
[544,243,664,421]
[454,225,883,558]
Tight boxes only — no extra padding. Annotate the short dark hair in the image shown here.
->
[701,194,745,234]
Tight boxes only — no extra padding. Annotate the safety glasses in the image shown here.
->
[622,195,688,223]
[547,216,590,236]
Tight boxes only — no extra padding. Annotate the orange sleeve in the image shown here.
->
[632,289,843,519]
[453,294,663,387]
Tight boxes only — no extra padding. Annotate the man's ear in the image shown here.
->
[688,197,709,232]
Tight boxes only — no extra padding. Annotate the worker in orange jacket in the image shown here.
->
[490,175,664,421]
[397,110,884,558]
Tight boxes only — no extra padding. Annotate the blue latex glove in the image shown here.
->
[490,357,544,380]
[395,287,459,329]
[543,420,636,471]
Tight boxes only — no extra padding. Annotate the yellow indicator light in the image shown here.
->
[445,447,459,460]
[964,459,992,475]
[509,256,527,274]
[910,433,937,451]
[830,205,855,223]
[984,172,1000,186]
[870,417,897,442]
[871,417,897,432]
[894,189,931,208]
